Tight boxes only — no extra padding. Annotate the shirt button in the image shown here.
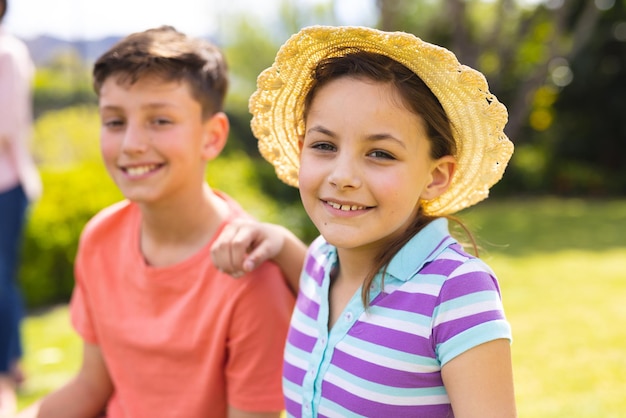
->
[345,312,353,321]
[309,368,315,376]
[320,337,326,345]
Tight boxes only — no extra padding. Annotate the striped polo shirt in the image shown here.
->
[283,218,512,417]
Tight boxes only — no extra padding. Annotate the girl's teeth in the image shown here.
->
[329,202,365,211]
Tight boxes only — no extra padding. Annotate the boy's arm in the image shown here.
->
[211,219,307,295]
[17,342,113,418]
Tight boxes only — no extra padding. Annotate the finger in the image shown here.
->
[242,239,275,272]
[210,224,240,272]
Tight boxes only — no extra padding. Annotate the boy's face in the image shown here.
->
[98,75,212,206]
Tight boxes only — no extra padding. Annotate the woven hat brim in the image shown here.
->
[249,25,513,215]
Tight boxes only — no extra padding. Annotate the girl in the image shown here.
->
[212,25,516,417]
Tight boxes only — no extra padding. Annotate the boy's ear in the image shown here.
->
[201,112,229,161]
[420,155,456,201]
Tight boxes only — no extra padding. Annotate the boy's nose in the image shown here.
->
[121,123,149,153]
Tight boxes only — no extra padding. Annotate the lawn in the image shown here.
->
[16,198,626,416]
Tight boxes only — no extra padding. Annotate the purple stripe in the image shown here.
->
[321,380,453,417]
[348,321,434,358]
[304,255,326,286]
[373,291,438,317]
[284,397,301,417]
[286,326,317,353]
[331,348,443,389]
[442,272,500,299]
[295,291,320,319]
[283,359,306,386]
[421,257,463,276]
[434,312,505,343]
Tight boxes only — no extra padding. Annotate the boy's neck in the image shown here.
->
[138,184,230,267]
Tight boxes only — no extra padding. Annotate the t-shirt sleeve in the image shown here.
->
[432,259,512,366]
[69,237,99,344]
[225,261,295,412]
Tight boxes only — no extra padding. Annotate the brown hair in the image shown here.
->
[303,51,473,307]
[92,25,228,119]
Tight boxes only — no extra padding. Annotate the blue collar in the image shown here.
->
[385,218,457,282]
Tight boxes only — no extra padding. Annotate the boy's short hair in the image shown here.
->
[93,25,228,118]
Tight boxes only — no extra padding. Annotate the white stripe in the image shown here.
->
[336,342,439,373]
[284,349,309,370]
[301,275,321,305]
[325,372,450,406]
[396,281,442,296]
[290,313,318,338]
[283,386,302,405]
[434,300,501,326]
[363,313,430,338]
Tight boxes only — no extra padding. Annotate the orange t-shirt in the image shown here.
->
[70,193,294,417]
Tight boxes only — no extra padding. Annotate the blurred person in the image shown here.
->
[0,0,42,415]
[16,26,293,418]
[212,25,517,417]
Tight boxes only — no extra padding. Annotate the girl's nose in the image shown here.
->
[327,154,361,190]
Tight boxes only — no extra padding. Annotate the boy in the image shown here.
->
[17,26,294,418]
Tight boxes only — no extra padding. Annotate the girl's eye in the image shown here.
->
[311,142,336,152]
[368,150,395,160]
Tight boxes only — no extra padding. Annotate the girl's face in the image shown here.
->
[299,77,451,254]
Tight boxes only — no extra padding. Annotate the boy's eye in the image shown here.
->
[103,119,124,128]
[153,118,172,126]
[368,150,395,160]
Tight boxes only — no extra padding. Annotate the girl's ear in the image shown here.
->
[201,112,229,161]
[421,155,456,201]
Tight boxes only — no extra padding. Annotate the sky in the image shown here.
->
[4,0,377,41]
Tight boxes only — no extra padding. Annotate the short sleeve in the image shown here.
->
[432,259,512,366]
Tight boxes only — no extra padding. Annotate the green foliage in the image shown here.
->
[32,50,96,117]
[21,162,122,307]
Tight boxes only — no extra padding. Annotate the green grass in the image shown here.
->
[16,198,626,416]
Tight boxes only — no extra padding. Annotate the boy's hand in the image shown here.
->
[211,219,286,277]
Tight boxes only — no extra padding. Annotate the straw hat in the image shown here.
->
[249,25,513,215]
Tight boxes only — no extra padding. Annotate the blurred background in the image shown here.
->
[3,0,625,416]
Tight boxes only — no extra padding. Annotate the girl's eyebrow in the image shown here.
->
[306,125,335,138]
[307,125,405,146]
